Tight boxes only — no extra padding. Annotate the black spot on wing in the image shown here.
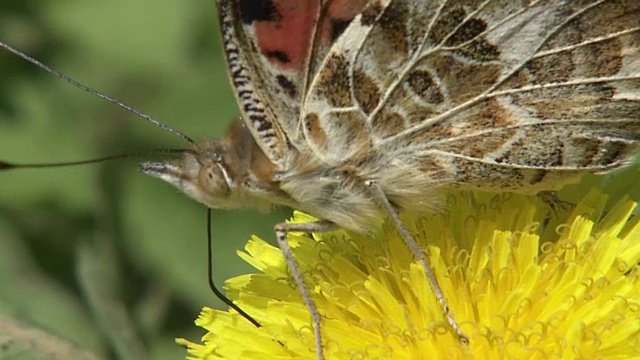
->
[265,50,291,64]
[330,18,351,42]
[276,75,297,98]
[238,0,280,24]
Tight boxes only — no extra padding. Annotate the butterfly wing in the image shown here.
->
[215,0,371,164]
[302,0,640,191]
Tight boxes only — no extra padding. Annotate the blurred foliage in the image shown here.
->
[0,1,288,359]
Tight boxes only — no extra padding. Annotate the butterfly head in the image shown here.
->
[139,120,280,211]
[139,143,236,209]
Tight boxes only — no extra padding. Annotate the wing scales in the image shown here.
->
[216,0,371,161]
[301,0,640,191]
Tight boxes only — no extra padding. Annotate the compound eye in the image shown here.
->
[198,164,231,198]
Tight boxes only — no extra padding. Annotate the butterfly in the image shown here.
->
[140,0,639,358]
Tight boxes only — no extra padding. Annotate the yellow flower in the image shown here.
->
[178,175,640,359]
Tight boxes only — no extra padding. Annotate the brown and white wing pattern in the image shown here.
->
[215,0,371,163]
[301,0,640,192]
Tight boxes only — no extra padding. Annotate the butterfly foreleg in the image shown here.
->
[364,180,469,345]
[274,219,337,360]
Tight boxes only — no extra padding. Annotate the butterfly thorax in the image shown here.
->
[275,139,456,232]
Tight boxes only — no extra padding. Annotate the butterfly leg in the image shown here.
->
[539,191,575,215]
[364,180,469,345]
[274,219,337,360]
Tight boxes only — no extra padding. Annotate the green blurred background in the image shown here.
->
[0,1,287,358]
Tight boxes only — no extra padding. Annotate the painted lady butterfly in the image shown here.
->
[3,0,639,359]
[137,0,640,357]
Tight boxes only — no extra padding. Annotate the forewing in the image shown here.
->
[302,0,640,188]
[216,0,370,163]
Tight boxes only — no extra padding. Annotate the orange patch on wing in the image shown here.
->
[254,0,369,71]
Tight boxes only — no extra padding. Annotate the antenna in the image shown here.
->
[0,40,195,144]
[0,39,262,329]
[0,149,193,171]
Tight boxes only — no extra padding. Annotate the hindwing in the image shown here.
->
[301,0,640,191]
